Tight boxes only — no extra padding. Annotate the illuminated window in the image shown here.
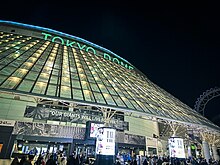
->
[1,76,21,89]
[121,97,134,109]
[17,80,34,92]
[72,80,81,88]
[103,93,116,106]
[81,81,90,90]
[60,86,71,98]
[38,73,50,83]
[49,76,58,84]
[47,84,57,96]
[90,83,100,92]
[0,66,17,76]
[83,90,95,102]
[93,92,106,104]
[73,88,83,100]
[32,81,47,94]
[112,96,126,107]
[11,68,28,78]
[98,84,108,93]
[25,71,39,80]
[0,75,7,84]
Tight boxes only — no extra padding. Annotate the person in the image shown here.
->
[84,157,90,165]
[35,155,46,165]
[46,155,56,165]
[23,154,35,165]
[60,157,66,165]
[67,154,75,165]
[11,157,20,165]
[157,157,163,165]
[57,153,63,165]
[75,154,80,165]
[133,159,138,165]
[20,155,27,165]
[143,159,148,165]
[79,154,85,165]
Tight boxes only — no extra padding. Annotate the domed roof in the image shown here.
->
[0,20,219,132]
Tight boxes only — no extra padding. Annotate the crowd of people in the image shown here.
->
[116,155,220,165]
[10,152,93,165]
[10,153,220,165]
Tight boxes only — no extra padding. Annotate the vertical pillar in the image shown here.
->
[187,145,192,158]
[0,125,15,159]
[202,141,211,162]
[212,144,220,161]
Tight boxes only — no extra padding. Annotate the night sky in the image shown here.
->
[1,1,220,126]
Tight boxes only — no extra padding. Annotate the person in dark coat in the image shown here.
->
[67,154,75,165]
[19,155,27,165]
[46,155,56,165]
[23,155,35,165]
[143,159,148,165]
[35,155,46,165]
[10,157,20,165]
[133,159,138,165]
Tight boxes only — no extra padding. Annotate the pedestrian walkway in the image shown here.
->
[0,159,12,165]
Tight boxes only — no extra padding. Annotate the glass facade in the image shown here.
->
[0,20,219,132]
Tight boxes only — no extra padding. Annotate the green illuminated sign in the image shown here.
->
[42,32,133,70]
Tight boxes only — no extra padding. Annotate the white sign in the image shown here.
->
[90,123,104,138]
[0,120,15,127]
[168,137,185,158]
[96,127,115,155]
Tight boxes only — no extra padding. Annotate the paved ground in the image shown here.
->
[0,159,12,165]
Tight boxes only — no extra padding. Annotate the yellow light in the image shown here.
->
[95,77,99,80]
[14,53,20,58]
[44,66,51,71]
[62,86,69,91]
[41,73,48,77]
[50,53,56,57]
[79,74,85,78]
[72,48,76,53]
[78,68,83,72]
[25,62,33,67]
[91,71,96,74]
[37,50,43,54]
[49,57,54,61]
[81,81,87,85]
[103,93,109,97]
[9,77,21,82]
[37,82,46,87]
[30,57,37,62]
[19,69,28,73]
[62,77,69,81]
[121,97,127,100]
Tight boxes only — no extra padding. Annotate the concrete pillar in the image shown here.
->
[202,141,211,162]
[212,144,220,161]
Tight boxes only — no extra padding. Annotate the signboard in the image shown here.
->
[96,127,115,155]
[168,137,185,158]
[42,32,134,70]
[0,120,15,127]
[12,121,85,139]
[24,106,129,130]
[89,123,104,138]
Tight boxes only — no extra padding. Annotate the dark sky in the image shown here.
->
[1,1,220,126]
